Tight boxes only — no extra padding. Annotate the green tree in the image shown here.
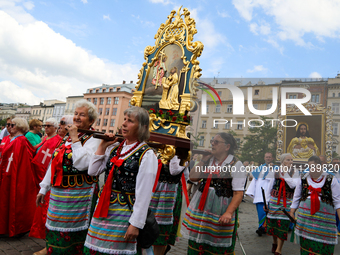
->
[239,116,277,164]
[188,132,204,149]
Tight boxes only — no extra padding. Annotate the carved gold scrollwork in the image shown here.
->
[158,145,176,164]
[325,106,334,163]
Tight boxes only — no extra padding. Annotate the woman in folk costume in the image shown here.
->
[290,156,340,255]
[36,100,101,255]
[30,117,71,255]
[0,118,36,237]
[265,153,298,255]
[151,154,189,255]
[181,132,246,255]
[84,106,157,255]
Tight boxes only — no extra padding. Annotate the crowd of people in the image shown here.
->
[1,101,340,255]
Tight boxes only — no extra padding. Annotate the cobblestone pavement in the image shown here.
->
[1,196,339,255]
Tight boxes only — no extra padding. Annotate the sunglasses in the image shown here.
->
[10,124,16,128]
[43,124,53,128]
[210,139,226,145]
[60,120,66,125]
[6,123,11,127]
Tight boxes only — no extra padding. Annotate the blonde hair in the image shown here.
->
[12,118,29,133]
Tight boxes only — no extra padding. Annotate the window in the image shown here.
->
[333,93,335,97]
[39,110,41,115]
[338,93,340,97]
[218,91,222,97]
[237,121,243,130]
[253,104,258,110]
[117,88,120,91]
[100,98,104,105]
[202,120,207,128]
[107,97,111,104]
[112,108,117,116]
[98,108,103,115]
[206,104,209,113]
[102,89,106,93]
[332,146,337,153]
[289,95,297,99]
[93,98,97,105]
[105,108,110,115]
[254,90,259,95]
[110,119,115,127]
[332,103,339,114]
[114,97,119,104]
[225,122,230,129]
[96,119,101,126]
[267,104,272,110]
[103,119,108,126]
[87,98,91,102]
[236,138,241,144]
[215,105,221,113]
[199,136,204,147]
[333,123,339,135]
[227,104,232,113]
[311,94,319,103]
[213,122,218,129]
[102,130,106,133]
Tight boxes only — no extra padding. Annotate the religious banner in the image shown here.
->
[276,102,333,163]
[131,7,203,143]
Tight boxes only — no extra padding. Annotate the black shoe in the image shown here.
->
[256,229,262,236]
[164,245,171,255]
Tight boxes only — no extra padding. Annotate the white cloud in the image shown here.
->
[197,19,230,50]
[103,14,110,21]
[81,0,88,3]
[264,37,284,54]
[233,0,340,46]
[309,72,322,79]
[149,0,172,5]
[131,14,154,27]
[0,81,41,104]
[0,9,139,104]
[247,65,268,73]
[23,1,34,10]
[217,10,229,18]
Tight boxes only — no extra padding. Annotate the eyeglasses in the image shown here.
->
[10,124,16,128]
[43,124,53,128]
[60,120,66,125]
[210,139,226,145]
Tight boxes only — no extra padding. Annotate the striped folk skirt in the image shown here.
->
[84,201,139,255]
[46,183,98,255]
[151,182,183,246]
[181,188,237,254]
[266,195,293,241]
[295,198,337,254]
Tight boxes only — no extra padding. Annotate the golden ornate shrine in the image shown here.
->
[276,102,334,163]
[131,7,204,163]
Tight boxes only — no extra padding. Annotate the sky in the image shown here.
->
[1,0,340,105]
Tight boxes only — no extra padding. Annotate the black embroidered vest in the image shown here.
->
[198,157,236,198]
[271,178,295,199]
[102,143,151,206]
[301,174,333,206]
[51,134,98,188]
[158,164,184,184]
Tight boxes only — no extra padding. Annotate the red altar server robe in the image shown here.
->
[29,135,62,239]
[0,136,36,237]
